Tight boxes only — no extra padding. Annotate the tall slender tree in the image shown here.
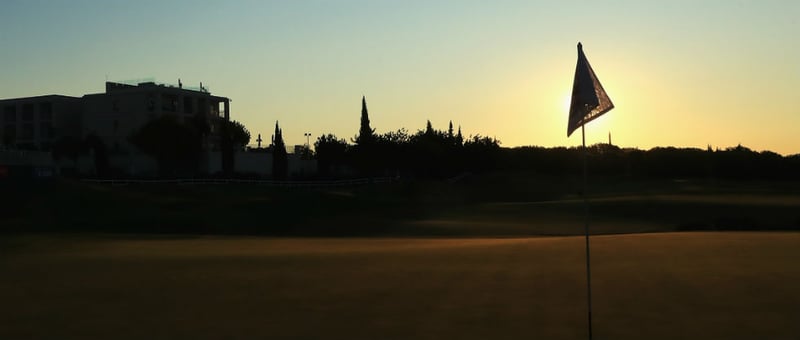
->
[425,120,434,136]
[352,96,377,175]
[356,96,375,145]
[271,120,288,179]
[448,121,454,140]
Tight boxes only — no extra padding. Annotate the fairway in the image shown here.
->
[2,232,799,339]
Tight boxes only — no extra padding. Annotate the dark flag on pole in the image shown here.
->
[568,42,614,340]
[568,42,614,137]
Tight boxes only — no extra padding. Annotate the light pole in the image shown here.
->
[303,133,312,157]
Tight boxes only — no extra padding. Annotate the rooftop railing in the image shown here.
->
[113,78,211,93]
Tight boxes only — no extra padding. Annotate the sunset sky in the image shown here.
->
[2,1,798,154]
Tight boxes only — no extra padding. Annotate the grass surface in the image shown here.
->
[2,232,799,339]
[3,176,799,235]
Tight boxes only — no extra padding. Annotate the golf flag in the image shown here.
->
[568,43,614,137]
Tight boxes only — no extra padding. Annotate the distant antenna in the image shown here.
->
[608,131,612,145]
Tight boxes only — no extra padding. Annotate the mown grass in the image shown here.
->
[1,232,799,339]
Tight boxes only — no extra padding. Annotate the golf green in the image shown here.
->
[1,232,798,339]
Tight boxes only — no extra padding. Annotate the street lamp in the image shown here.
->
[304,133,311,147]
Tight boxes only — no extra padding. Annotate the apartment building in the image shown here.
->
[0,95,82,151]
[1,81,232,176]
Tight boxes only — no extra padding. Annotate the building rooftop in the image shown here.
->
[0,94,81,102]
[106,80,210,94]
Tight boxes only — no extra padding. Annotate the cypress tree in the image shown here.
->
[271,121,288,179]
[448,121,454,140]
[356,96,375,145]
[425,120,434,136]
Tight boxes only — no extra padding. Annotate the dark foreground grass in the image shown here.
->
[3,177,800,236]
[1,232,799,339]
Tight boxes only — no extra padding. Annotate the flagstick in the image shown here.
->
[582,125,593,340]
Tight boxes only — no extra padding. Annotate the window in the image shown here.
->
[40,101,53,121]
[183,97,193,114]
[147,95,155,112]
[20,123,34,139]
[161,94,178,112]
[4,105,17,123]
[198,98,207,114]
[3,125,15,139]
[22,104,34,121]
[40,123,53,140]
[40,102,52,115]
[211,102,220,117]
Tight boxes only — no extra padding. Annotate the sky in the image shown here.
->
[2,0,798,154]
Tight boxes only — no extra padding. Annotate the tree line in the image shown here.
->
[499,144,800,180]
[47,95,799,181]
[317,134,800,181]
[314,97,799,181]
[314,97,500,178]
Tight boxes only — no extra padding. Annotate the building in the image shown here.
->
[2,80,318,179]
[82,81,231,175]
[1,95,82,151]
[82,81,230,157]
[1,81,232,176]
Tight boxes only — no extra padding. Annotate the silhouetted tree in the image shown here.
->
[84,134,110,177]
[407,121,453,177]
[380,128,411,145]
[221,120,251,149]
[271,121,288,179]
[218,119,251,175]
[52,136,85,162]
[129,115,202,176]
[375,128,412,176]
[495,143,800,180]
[448,121,454,140]
[315,134,348,176]
[351,96,379,175]
[463,135,501,173]
[189,112,211,138]
[425,120,434,136]
[354,96,375,145]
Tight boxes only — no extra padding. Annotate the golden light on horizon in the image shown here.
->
[561,92,572,117]
[1,2,797,154]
